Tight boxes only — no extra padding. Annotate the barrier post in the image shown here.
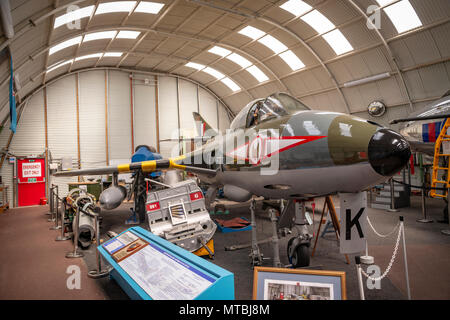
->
[399,216,411,300]
[417,182,433,223]
[47,185,56,222]
[50,186,61,230]
[56,201,71,241]
[355,256,365,300]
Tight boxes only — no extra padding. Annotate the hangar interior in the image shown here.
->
[0,0,449,301]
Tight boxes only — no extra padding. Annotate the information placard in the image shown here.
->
[118,242,216,300]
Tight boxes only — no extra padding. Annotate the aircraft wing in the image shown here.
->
[53,158,217,177]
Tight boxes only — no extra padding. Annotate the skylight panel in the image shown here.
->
[49,36,82,55]
[257,35,288,54]
[322,29,354,55]
[83,31,117,42]
[301,10,335,34]
[46,60,74,73]
[226,53,252,69]
[104,52,123,57]
[54,5,95,29]
[208,46,232,57]
[96,1,137,15]
[381,0,422,33]
[75,53,103,61]
[185,62,205,70]
[280,0,312,17]
[246,66,269,83]
[375,0,396,7]
[238,26,266,40]
[116,30,141,39]
[221,78,240,92]
[135,2,165,14]
[203,67,225,80]
[279,50,305,71]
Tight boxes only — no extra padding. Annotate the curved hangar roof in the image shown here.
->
[1,0,450,123]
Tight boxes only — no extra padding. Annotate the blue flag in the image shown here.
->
[9,56,17,133]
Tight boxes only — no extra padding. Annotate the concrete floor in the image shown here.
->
[1,194,449,300]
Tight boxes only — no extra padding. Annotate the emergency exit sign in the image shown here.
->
[22,162,42,178]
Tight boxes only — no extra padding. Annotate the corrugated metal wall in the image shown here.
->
[0,69,231,207]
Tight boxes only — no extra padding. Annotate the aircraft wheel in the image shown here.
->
[288,238,310,268]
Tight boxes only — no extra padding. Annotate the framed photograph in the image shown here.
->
[253,267,346,300]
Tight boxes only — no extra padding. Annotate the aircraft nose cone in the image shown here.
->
[368,129,411,177]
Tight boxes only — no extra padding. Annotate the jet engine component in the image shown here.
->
[223,185,252,203]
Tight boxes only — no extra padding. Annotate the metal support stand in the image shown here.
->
[400,217,411,300]
[269,208,282,268]
[249,199,263,266]
[388,179,399,212]
[355,256,365,300]
[56,202,71,241]
[66,207,84,259]
[417,182,433,223]
[442,188,450,236]
[50,186,61,230]
[88,212,109,279]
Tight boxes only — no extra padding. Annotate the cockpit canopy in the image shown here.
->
[230,93,310,130]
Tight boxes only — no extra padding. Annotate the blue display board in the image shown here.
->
[98,227,235,300]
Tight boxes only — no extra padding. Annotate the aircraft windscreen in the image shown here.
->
[266,93,310,115]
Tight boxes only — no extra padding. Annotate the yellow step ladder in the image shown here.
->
[431,118,450,198]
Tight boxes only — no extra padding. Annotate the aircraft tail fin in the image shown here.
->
[193,112,218,137]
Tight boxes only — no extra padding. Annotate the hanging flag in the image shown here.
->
[9,56,17,133]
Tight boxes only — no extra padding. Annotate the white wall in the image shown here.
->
[0,69,232,207]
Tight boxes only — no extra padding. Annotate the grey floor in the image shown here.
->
[81,195,450,300]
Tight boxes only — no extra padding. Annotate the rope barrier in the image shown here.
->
[392,179,449,192]
[361,223,403,282]
[366,216,400,238]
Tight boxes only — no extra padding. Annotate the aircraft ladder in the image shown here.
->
[430,118,450,198]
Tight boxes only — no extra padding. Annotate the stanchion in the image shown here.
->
[66,207,84,259]
[50,186,61,231]
[400,217,411,300]
[360,240,374,265]
[47,185,56,222]
[355,256,365,300]
[388,179,399,213]
[46,186,53,216]
[88,210,109,279]
[56,201,71,242]
[269,208,282,268]
[442,188,450,236]
[417,182,433,223]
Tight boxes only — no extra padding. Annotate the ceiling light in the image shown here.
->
[203,67,225,80]
[96,1,137,15]
[322,29,354,55]
[54,5,95,29]
[246,66,269,83]
[83,31,117,42]
[344,72,391,88]
[104,52,123,57]
[280,0,312,17]
[226,53,252,69]
[221,78,240,92]
[49,36,82,55]
[75,53,103,61]
[279,50,305,71]
[257,34,288,54]
[46,60,74,73]
[185,62,205,70]
[135,2,165,14]
[238,26,265,40]
[380,0,422,33]
[301,10,335,34]
[208,46,232,57]
[116,30,141,39]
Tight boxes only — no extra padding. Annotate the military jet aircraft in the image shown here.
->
[391,90,450,156]
[54,92,411,266]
